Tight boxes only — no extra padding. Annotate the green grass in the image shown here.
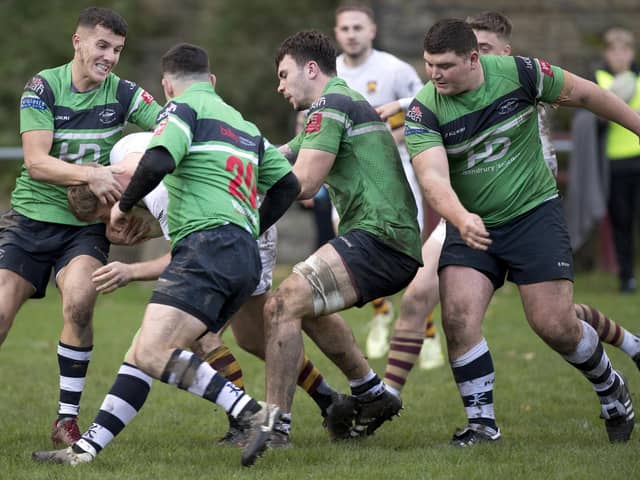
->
[1,270,639,479]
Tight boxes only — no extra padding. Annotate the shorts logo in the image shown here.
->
[141,90,154,104]
[539,59,553,77]
[557,261,570,268]
[406,105,423,123]
[367,81,377,94]
[305,113,322,133]
[0,248,4,260]
[99,108,117,125]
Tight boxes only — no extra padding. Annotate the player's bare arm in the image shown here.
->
[555,71,640,137]
[278,143,298,163]
[22,129,123,204]
[375,100,402,121]
[412,145,490,250]
[293,148,336,199]
[92,252,171,294]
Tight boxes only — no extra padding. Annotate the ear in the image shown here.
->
[469,51,480,69]
[161,77,174,100]
[504,44,512,56]
[305,60,320,79]
[72,33,80,51]
[209,73,217,87]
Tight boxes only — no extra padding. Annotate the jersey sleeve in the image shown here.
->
[117,79,163,131]
[403,94,443,158]
[257,138,293,193]
[394,60,424,99]
[286,130,304,156]
[19,74,55,133]
[297,95,348,154]
[514,56,565,104]
[146,101,195,166]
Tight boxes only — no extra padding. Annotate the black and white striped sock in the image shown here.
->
[564,321,621,408]
[451,338,497,431]
[161,349,258,419]
[57,342,92,419]
[76,363,152,456]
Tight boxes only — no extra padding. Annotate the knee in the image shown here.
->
[441,304,477,347]
[537,315,583,353]
[63,289,96,329]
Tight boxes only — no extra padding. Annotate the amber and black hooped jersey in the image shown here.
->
[405,55,565,227]
[18,61,161,225]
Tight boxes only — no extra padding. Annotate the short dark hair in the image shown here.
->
[161,43,210,77]
[335,3,375,23]
[275,30,337,76]
[424,18,478,56]
[67,185,100,222]
[77,7,128,37]
[466,11,512,41]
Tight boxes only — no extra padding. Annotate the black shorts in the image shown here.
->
[0,209,109,298]
[150,224,261,333]
[439,197,574,290]
[330,229,421,307]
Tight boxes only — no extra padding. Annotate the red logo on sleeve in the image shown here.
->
[539,60,553,77]
[141,91,154,104]
[153,118,168,136]
[305,113,323,133]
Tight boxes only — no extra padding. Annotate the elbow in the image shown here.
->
[24,161,45,181]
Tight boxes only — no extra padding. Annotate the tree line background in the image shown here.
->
[0,0,346,147]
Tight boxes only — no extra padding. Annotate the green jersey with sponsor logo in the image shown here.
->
[289,77,422,263]
[405,55,564,227]
[147,82,292,247]
[18,61,161,225]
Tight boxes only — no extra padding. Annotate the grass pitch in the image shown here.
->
[1,270,638,479]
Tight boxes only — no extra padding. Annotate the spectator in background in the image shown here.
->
[594,27,640,293]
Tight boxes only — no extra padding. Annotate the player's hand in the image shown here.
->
[92,261,133,294]
[106,214,151,245]
[87,165,124,205]
[375,100,402,121]
[299,198,315,208]
[458,213,491,251]
[110,201,130,231]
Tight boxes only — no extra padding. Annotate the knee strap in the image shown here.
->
[293,254,346,316]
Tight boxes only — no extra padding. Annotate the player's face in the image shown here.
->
[277,55,312,111]
[473,30,511,56]
[604,43,635,74]
[424,50,478,96]
[73,25,125,90]
[334,11,376,59]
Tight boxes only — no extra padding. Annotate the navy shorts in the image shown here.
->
[330,229,421,307]
[439,197,574,290]
[150,224,261,333]
[0,209,109,298]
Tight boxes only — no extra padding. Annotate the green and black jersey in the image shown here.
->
[18,61,161,225]
[405,55,565,227]
[147,82,291,247]
[289,77,422,263]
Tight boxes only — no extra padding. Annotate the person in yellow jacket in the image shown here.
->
[594,27,640,293]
